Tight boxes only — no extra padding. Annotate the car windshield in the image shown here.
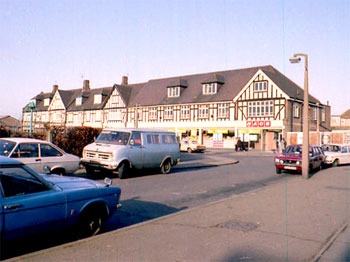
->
[321,144,341,152]
[284,145,312,155]
[0,140,16,156]
[96,131,130,145]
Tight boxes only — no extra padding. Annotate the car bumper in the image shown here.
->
[275,164,302,171]
[80,159,119,170]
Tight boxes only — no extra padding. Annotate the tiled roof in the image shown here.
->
[341,109,350,118]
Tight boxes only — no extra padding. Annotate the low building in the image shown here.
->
[23,65,331,150]
[0,115,21,132]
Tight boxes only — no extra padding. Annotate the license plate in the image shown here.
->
[285,166,297,170]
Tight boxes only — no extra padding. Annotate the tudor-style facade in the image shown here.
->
[22,65,331,151]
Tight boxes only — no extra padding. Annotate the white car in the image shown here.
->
[180,140,206,153]
[0,138,80,175]
[321,143,350,167]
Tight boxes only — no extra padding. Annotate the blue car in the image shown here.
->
[0,156,121,241]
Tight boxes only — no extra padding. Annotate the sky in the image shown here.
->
[1,0,349,119]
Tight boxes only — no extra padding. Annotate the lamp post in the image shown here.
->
[290,53,309,179]
[28,101,36,137]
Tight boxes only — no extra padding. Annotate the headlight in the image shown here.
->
[279,159,284,164]
[275,159,280,163]
[296,161,301,165]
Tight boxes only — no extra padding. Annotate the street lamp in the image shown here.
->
[28,101,36,137]
[289,53,309,179]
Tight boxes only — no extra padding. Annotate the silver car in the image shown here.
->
[0,138,80,175]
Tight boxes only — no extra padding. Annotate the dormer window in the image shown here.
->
[167,86,180,97]
[75,97,82,106]
[254,81,267,92]
[44,98,51,106]
[94,94,102,104]
[202,83,217,95]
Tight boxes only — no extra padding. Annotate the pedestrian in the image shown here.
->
[236,138,242,151]
[281,138,287,152]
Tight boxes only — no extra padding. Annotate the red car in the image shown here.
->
[274,144,325,174]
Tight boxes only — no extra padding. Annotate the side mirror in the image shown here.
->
[104,177,112,187]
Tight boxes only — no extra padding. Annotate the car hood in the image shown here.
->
[275,154,302,160]
[84,142,126,154]
[41,174,104,190]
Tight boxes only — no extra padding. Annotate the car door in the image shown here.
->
[39,143,64,172]
[10,143,43,173]
[0,165,66,239]
[128,132,144,169]
[340,146,349,164]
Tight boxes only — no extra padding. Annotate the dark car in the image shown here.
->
[0,156,122,241]
[274,144,325,174]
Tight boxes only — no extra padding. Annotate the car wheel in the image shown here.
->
[51,168,66,176]
[76,209,105,239]
[117,162,129,179]
[187,148,193,153]
[161,159,171,174]
[85,166,97,175]
[332,159,339,167]
[276,168,281,174]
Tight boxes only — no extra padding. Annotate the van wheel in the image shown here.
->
[118,162,129,179]
[161,159,171,174]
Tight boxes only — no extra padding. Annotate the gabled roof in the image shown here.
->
[124,65,324,107]
[23,91,54,112]
[0,115,20,128]
[341,109,350,118]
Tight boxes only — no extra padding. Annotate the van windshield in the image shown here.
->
[96,131,130,145]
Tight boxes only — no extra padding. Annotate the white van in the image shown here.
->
[81,128,180,178]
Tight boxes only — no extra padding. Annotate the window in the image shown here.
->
[130,132,142,146]
[167,87,180,97]
[198,105,209,119]
[341,147,348,153]
[313,107,317,121]
[162,134,177,144]
[149,107,157,121]
[254,81,267,92]
[40,144,62,157]
[147,134,160,144]
[218,103,229,118]
[44,98,51,106]
[108,110,122,121]
[164,106,173,120]
[321,108,326,122]
[181,105,190,120]
[0,166,49,198]
[75,97,82,106]
[248,101,273,117]
[94,94,102,104]
[202,83,217,95]
[293,104,300,118]
[11,143,39,158]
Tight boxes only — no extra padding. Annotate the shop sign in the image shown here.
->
[239,129,261,134]
[208,129,229,134]
[246,120,271,128]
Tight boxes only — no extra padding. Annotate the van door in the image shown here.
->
[128,132,144,169]
[143,133,162,168]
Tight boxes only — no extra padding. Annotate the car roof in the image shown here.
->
[288,144,320,147]
[102,128,175,133]
[0,137,47,143]
[0,155,22,165]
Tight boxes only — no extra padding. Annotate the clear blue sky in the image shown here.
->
[1,0,349,119]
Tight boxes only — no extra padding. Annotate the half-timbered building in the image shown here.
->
[22,65,331,151]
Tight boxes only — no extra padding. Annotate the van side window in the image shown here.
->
[130,132,142,146]
[341,147,348,153]
[162,134,176,144]
[147,134,160,144]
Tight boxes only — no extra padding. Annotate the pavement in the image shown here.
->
[5,150,350,262]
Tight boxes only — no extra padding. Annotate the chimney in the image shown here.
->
[52,85,58,94]
[83,80,90,92]
[122,76,128,86]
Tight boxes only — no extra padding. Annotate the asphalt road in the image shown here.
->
[2,150,291,260]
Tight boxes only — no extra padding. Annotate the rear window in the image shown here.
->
[0,140,16,156]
